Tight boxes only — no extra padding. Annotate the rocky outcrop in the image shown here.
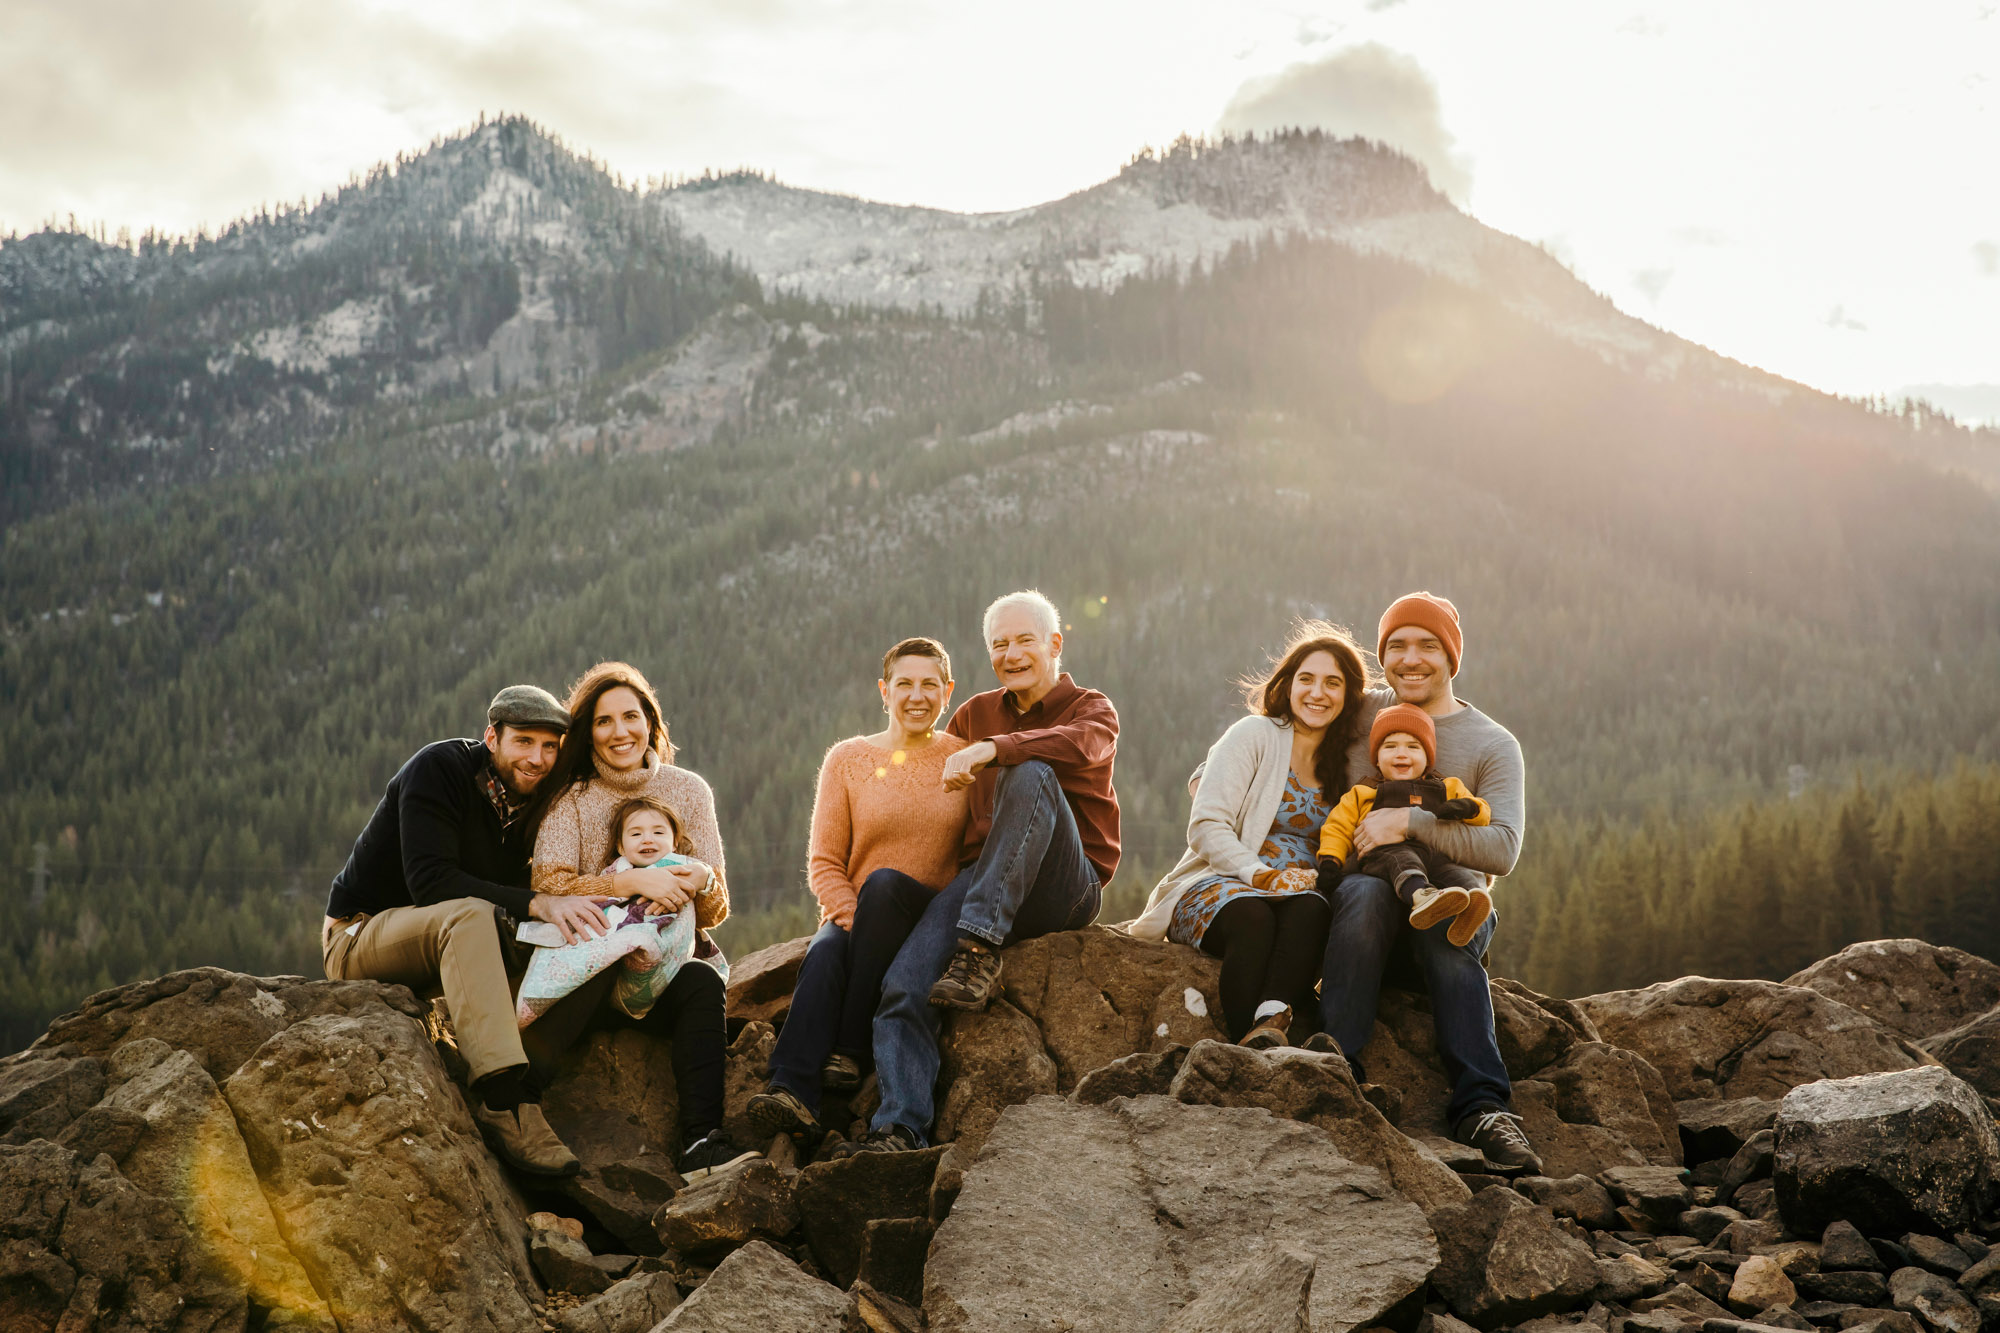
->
[9,935,2000,1333]
[924,1094,1438,1333]
[1164,1039,1471,1218]
[934,927,1226,1151]
[1921,1009,2000,1106]
[1773,1065,2000,1235]
[1575,977,1932,1101]
[1785,941,2000,1041]
[1363,980,1683,1178]
[726,937,813,1028]
[2,970,542,1333]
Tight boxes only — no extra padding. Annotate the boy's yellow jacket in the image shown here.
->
[1317,776,1490,864]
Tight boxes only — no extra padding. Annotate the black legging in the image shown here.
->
[522,959,728,1142]
[1198,893,1333,1041]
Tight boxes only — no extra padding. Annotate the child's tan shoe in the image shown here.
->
[1409,885,1470,931]
[1446,887,1493,948]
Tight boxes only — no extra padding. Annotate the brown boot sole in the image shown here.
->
[1446,891,1492,947]
[1410,887,1470,931]
[1241,1024,1291,1050]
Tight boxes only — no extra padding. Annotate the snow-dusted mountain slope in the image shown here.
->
[658,132,1719,384]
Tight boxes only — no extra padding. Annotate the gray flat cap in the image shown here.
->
[487,684,570,733]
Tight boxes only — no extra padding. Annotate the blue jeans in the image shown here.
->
[766,869,937,1113]
[871,760,1101,1141]
[1319,872,1511,1127]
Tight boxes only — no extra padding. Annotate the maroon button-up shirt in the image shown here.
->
[945,672,1121,887]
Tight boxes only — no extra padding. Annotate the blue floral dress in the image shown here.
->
[1168,771,1331,947]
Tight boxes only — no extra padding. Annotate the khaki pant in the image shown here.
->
[323,898,526,1082]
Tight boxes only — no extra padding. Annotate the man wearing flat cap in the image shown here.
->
[323,685,604,1176]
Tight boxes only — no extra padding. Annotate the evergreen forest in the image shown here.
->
[4,120,1999,1052]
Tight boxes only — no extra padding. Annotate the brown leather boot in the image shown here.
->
[473,1100,581,1177]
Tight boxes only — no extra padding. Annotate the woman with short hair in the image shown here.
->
[746,636,971,1144]
[1128,622,1373,1048]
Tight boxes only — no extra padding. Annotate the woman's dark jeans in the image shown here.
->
[766,867,937,1113]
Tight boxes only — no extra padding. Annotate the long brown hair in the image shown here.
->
[528,661,673,833]
[1241,620,1374,793]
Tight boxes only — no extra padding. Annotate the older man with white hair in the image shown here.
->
[839,589,1121,1154]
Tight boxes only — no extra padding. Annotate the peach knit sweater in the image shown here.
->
[808,735,970,928]
[532,759,730,929]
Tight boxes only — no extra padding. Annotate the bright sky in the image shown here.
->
[3,0,1996,408]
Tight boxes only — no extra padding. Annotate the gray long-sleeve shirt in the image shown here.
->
[1345,688,1526,879]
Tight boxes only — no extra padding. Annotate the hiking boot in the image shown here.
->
[1240,1005,1292,1051]
[820,1052,863,1095]
[1409,884,1470,931]
[472,1101,581,1178]
[830,1123,924,1158]
[1446,887,1493,948]
[1300,1031,1344,1057]
[1454,1106,1544,1174]
[745,1085,822,1144]
[677,1130,760,1183]
[929,941,1002,1011]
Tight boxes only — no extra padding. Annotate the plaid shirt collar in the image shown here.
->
[479,761,530,828]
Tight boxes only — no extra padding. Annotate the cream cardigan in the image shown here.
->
[1127,714,1298,941]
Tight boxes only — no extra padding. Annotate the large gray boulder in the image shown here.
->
[1165,1039,1470,1218]
[658,1239,851,1332]
[1158,1248,1316,1333]
[1785,941,2000,1042]
[2,968,544,1333]
[1576,978,1931,1101]
[925,1094,1437,1333]
[725,935,813,1027]
[1428,1185,1601,1328]
[223,1004,544,1332]
[1772,1065,2000,1236]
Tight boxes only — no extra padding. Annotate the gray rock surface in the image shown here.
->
[925,1094,1437,1333]
[1920,1008,2000,1105]
[223,1004,544,1332]
[653,1158,798,1256]
[1601,1164,1694,1226]
[1679,1099,1782,1164]
[1886,1266,1981,1333]
[552,1270,683,1333]
[1429,1185,1601,1327]
[1071,1045,1189,1105]
[1785,941,2000,1041]
[934,927,1224,1152]
[1820,1221,1886,1272]
[533,1229,619,1295]
[792,1143,946,1287]
[1157,1248,1316,1333]
[1773,1066,2000,1235]
[1166,1039,1471,1218]
[1576,979,1930,1101]
[1518,1174,1622,1231]
[1726,1256,1798,1314]
[658,1239,851,1331]
[726,935,813,1027]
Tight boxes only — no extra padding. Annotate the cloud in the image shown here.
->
[1632,267,1674,304]
[1217,44,1472,203]
[1975,240,1999,276]
[1823,305,1869,332]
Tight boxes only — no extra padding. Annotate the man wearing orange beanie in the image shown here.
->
[1313,590,1540,1174]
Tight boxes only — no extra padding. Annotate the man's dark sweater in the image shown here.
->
[326,739,534,920]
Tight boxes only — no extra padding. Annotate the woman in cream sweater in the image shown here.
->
[746,636,970,1145]
[1129,622,1373,1048]
[527,660,756,1181]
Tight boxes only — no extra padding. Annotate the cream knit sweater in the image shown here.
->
[531,758,730,929]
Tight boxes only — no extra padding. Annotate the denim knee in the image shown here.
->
[856,867,914,908]
[998,758,1059,798]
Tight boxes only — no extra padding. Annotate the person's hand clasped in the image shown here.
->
[941,740,998,791]
[1352,805,1414,856]
[621,860,709,913]
[530,893,616,945]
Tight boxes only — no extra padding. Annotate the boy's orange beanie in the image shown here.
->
[1377,592,1462,677]
[1370,703,1437,771]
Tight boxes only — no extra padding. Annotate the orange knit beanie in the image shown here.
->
[1377,591,1463,677]
[1369,703,1437,772]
